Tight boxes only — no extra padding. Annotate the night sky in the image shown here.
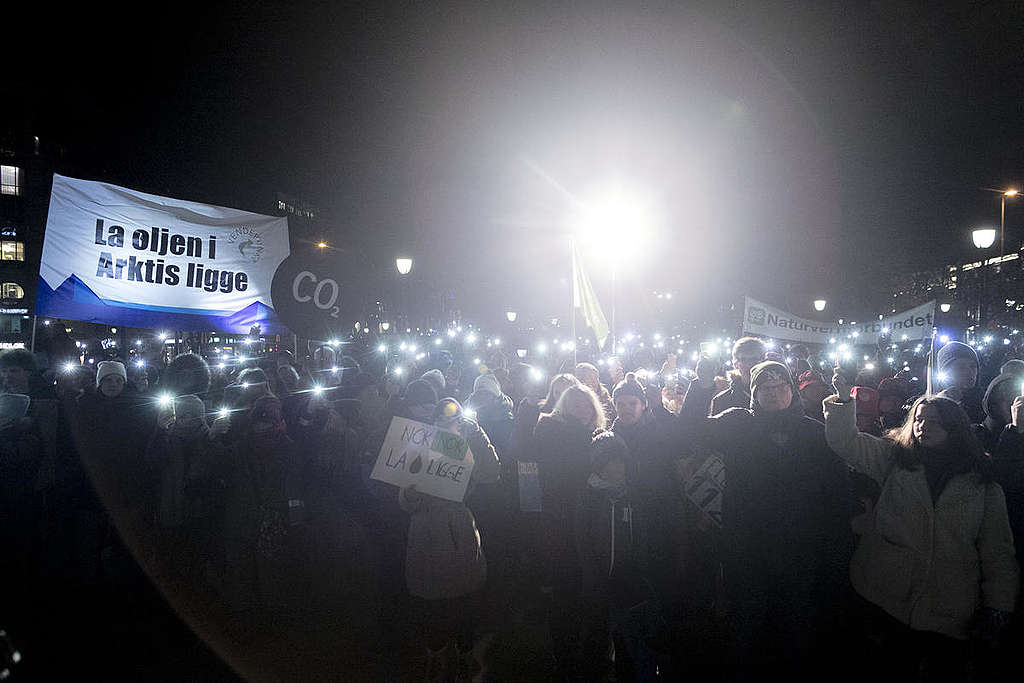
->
[7,1,1024,330]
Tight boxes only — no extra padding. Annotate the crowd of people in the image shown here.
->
[2,323,1024,682]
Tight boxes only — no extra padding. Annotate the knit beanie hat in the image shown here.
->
[473,373,502,398]
[1000,359,1024,378]
[421,368,446,394]
[405,379,438,409]
[96,360,127,388]
[748,361,793,404]
[173,394,208,427]
[590,431,629,473]
[432,397,463,427]
[983,373,1021,420]
[936,341,978,374]
[612,372,647,404]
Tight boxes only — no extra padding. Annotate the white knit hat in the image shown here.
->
[473,373,502,398]
[96,360,127,388]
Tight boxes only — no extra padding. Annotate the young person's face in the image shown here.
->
[913,403,949,449]
[755,379,792,412]
[614,395,645,425]
[733,349,765,382]
[99,375,125,398]
[949,359,978,390]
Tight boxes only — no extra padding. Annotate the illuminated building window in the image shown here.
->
[1,166,21,196]
[1,241,24,261]
[1,282,24,299]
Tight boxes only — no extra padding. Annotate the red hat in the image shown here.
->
[852,386,880,417]
[797,370,824,392]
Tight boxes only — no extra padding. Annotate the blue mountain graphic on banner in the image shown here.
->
[36,275,290,334]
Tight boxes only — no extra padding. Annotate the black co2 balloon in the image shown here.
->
[271,252,355,340]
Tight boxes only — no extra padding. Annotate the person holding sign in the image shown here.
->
[398,398,496,683]
[825,365,1018,680]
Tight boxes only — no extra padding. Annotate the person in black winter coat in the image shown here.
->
[532,384,607,676]
[935,341,986,425]
[221,395,315,635]
[681,359,856,680]
[576,432,657,682]
[974,372,1019,453]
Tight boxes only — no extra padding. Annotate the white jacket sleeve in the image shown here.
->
[822,395,896,486]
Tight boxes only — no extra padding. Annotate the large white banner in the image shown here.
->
[743,297,935,345]
[36,174,291,332]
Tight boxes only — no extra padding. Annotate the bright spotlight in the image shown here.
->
[134,360,145,369]
[63,362,76,373]
[312,385,324,396]
[393,367,404,376]
[570,184,653,260]
[434,338,442,346]
[218,407,229,418]
[157,394,173,408]
[378,344,387,353]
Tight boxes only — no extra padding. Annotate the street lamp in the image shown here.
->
[973,227,997,327]
[395,257,413,329]
[1001,189,1018,260]
[813,299,827,312]
[973,228,996,249]
[506,311,517,323]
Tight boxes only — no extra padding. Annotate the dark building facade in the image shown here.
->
[0,131,67,347]
[889,246,1024,335]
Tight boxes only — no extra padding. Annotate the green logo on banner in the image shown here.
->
[431,431,469,461]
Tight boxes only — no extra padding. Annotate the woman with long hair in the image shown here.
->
[825,370,1018,680]
[532,384,607,676]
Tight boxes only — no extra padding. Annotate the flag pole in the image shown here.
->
[571,238,578,367]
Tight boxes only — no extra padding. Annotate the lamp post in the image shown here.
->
[1000,189,1018,261]
[396,257,412,329]
[973,228,997,328]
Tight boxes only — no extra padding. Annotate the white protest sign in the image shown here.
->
[370,416,475,502]
[743,297,935,345]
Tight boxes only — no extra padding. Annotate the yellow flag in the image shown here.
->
[572,244,610,350]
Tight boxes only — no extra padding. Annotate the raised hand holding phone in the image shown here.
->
[832,360,853,401]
